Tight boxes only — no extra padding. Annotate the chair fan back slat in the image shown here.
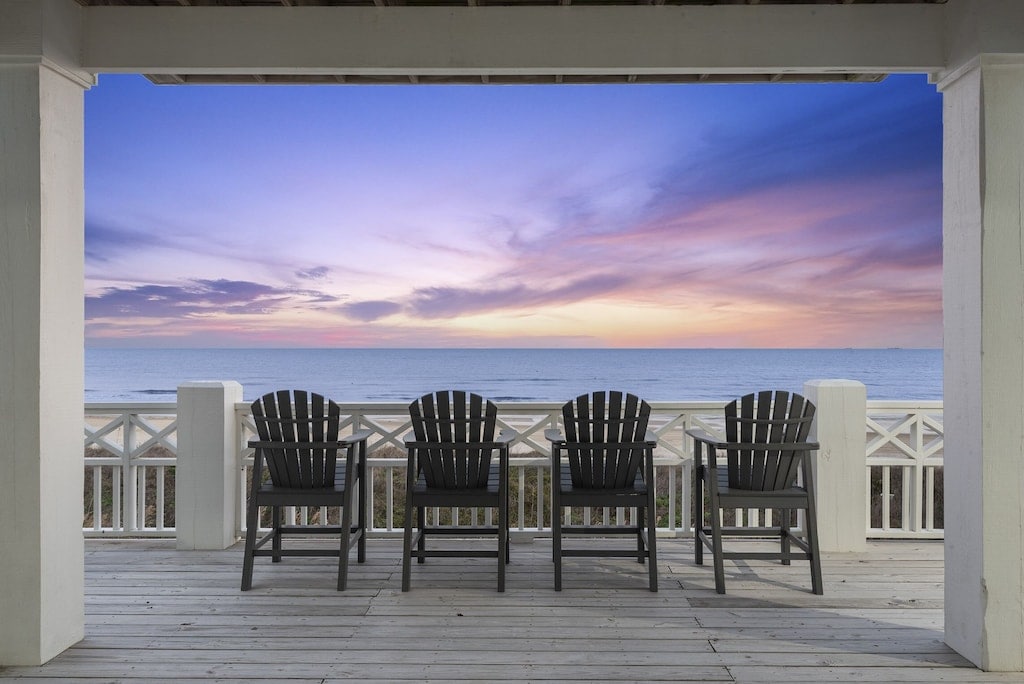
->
[409,391,498,490]
[560,391,651,490]
[250,390,340,489]
[776,394,815,489]
[723,390,816,492]
[760,390,787,488]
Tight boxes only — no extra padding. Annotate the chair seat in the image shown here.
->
[557,464,648,505]
[255,461,354,503]
[413,463,502,495]
[709,469,810,508]
[412,462,502,508]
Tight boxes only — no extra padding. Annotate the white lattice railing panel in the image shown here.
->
[84,403,177,536]
[865,401,944,538]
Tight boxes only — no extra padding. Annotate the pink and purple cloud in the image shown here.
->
[85,75,941,348]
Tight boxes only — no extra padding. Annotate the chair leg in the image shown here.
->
[694,462,704,566]
[805,504,824,595]
[708,492,727,594]
[498,479,508,593]
[357,446,367,564]
[271,506,282,562]
[552,490,563,591]
[417,506,426,564]
[401,507,414,593]
[646,494,658,593]
[503,454,511,568]
[780,508,792,566]
[636,505,646,564]
[337,499,354,592]
[803,459,824,595]
[240,499,260,591]
[402,455,416,592]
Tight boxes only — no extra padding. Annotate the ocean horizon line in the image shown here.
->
[84,345,943,351]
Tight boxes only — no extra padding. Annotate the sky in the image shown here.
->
[84,74,942,349]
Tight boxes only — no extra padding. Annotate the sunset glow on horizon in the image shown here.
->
[84,74,942,349]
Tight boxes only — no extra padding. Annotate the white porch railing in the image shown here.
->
[84,403,177,536]
[83,398,945,540]
[865,401,944,538]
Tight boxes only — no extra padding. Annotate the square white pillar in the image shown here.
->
[939,56,1024,672]
[0,63,88,664]
[804,379,867,553]
[176,381,244,550]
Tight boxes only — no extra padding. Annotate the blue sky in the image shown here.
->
[84,74,942,348]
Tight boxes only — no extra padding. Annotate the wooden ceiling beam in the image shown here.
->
[81,3,947,77]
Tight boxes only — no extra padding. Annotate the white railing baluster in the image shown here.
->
[385,466,394,532]
[865,467,873,532]
[517,468,526,532]
[123,411,137,533]
[137,464,146,530]
[535,466,545,531]
[156,466,166,531]
[925,466,936,531]
[881,465,891,532]
[92,467,102,531]
[112,467,121,532]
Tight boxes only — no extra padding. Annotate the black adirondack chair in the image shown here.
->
[241,390,370,591]
[545,391,659,591]
[687,390,823,594]
[403,390,515,592]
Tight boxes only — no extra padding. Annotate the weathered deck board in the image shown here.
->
[2,538,1024,682]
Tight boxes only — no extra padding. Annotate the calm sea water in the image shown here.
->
[84,348,942,403]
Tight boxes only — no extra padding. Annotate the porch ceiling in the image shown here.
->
[73,0,946,85]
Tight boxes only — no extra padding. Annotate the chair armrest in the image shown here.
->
[403,435,517,450]
[248,439,351,450]
[544,428,565,444]
[343,428,372,444]
[684,429,819,452]
[644,430,658,446]
[685,428,728,449]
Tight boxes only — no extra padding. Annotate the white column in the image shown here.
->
[176,382,244,550]
[939,56,1024,672]
[803,380,867,553]
[0,62,88,664]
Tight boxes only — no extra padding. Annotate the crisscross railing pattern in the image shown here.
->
[84,399,944,539]
[865,401,944,537]
[84,403,177,535]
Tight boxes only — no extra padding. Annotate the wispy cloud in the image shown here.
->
[340,300,403,322]
[296,266,330,281]
[84,75,942,348]
[86,279,337,320]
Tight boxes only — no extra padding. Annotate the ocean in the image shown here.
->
[84,348,942,404]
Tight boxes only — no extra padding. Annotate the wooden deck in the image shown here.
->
[2,538,1022,682]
